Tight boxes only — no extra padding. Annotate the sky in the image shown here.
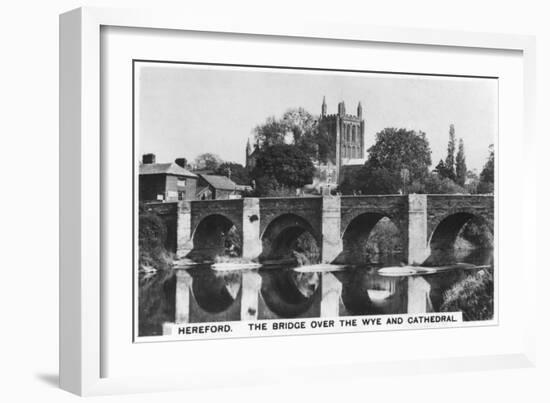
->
[137,62,497,172]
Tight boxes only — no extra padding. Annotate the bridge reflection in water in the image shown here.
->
[148,249,493,336]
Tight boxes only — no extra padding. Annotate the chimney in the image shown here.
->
[175,158,188,168]
[142,153,156,164]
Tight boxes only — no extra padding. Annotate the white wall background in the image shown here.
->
[0,0,547,401]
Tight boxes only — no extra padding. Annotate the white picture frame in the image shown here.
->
[59,7,537,396]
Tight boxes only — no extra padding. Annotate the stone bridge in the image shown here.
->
[148,194,493,265]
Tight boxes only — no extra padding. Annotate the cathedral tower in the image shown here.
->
[318,98,366,184]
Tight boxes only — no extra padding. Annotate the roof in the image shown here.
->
[199,174,237,190]
[139,163,198,178]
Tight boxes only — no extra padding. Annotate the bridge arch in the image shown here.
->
[428,211,493,253]
[190,213,242,260]
[341,212,405,264]
[260,213,321,262]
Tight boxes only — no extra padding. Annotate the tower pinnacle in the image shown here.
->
[321,96,327,117]
[338,101,346,116]
[357,101,363,118]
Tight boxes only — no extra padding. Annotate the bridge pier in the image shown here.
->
[240,271,262,321]
[320,272,343,317]
[407,276,432,313]
[321,196,343,263]
[174,269,193,323]
[176,201,193,259]
[406,194,430,265]
[242,198,262,260]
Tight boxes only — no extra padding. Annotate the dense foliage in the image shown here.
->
[477,145,494,193]
[193,152,222,171]
[444,124,457,181]
[215,162,251,185]
[338,125,494,199]
[414,173,467,194]
[138,204,171,271]
[339,128,431,194]
[366,128,432,184]
[340,166,401,195]
[138,205,176,336]
[253,107,335,163]
[441,269,494,321]
[455,138,467,186]
[459,217,494,249]
[251,143,315,196]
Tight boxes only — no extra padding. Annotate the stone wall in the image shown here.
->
[258,197,323,239]
[340,195,408,236]
[426,195,494,239]
[190,198,244,237]
[146,194,495,262]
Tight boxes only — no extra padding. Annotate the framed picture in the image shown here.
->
[60,7,537,396]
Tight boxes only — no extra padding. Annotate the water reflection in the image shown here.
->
[339,266,407,315]
[259,268,320,318]
[187,265,242,313]
[138,248,493,336]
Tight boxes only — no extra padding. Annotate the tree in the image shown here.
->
[253,116,287,147]
[364,128,432,186]
[315,122,336,164]
[254,108,321,161]
[441,269,493,321]
[355,167,401,195]
[174,157,188,169]
[138,204,171,272]
[477,145,494,194]
[464,169,480,194]
[455,138,467,186]
[434,159,452,179]
[194,153,222,171]
[421,173,467,194]
[214,162,250,185]
[281,108,317,151]
[251,144,315,194]
[444,124,456,181]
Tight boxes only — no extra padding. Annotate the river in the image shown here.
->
[138,248,493,336]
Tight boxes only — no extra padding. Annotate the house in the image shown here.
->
[196,174,240,200]
[139,154,198,202]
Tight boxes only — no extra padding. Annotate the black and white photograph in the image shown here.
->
[2,0,547,399]
[135,61,496,341]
